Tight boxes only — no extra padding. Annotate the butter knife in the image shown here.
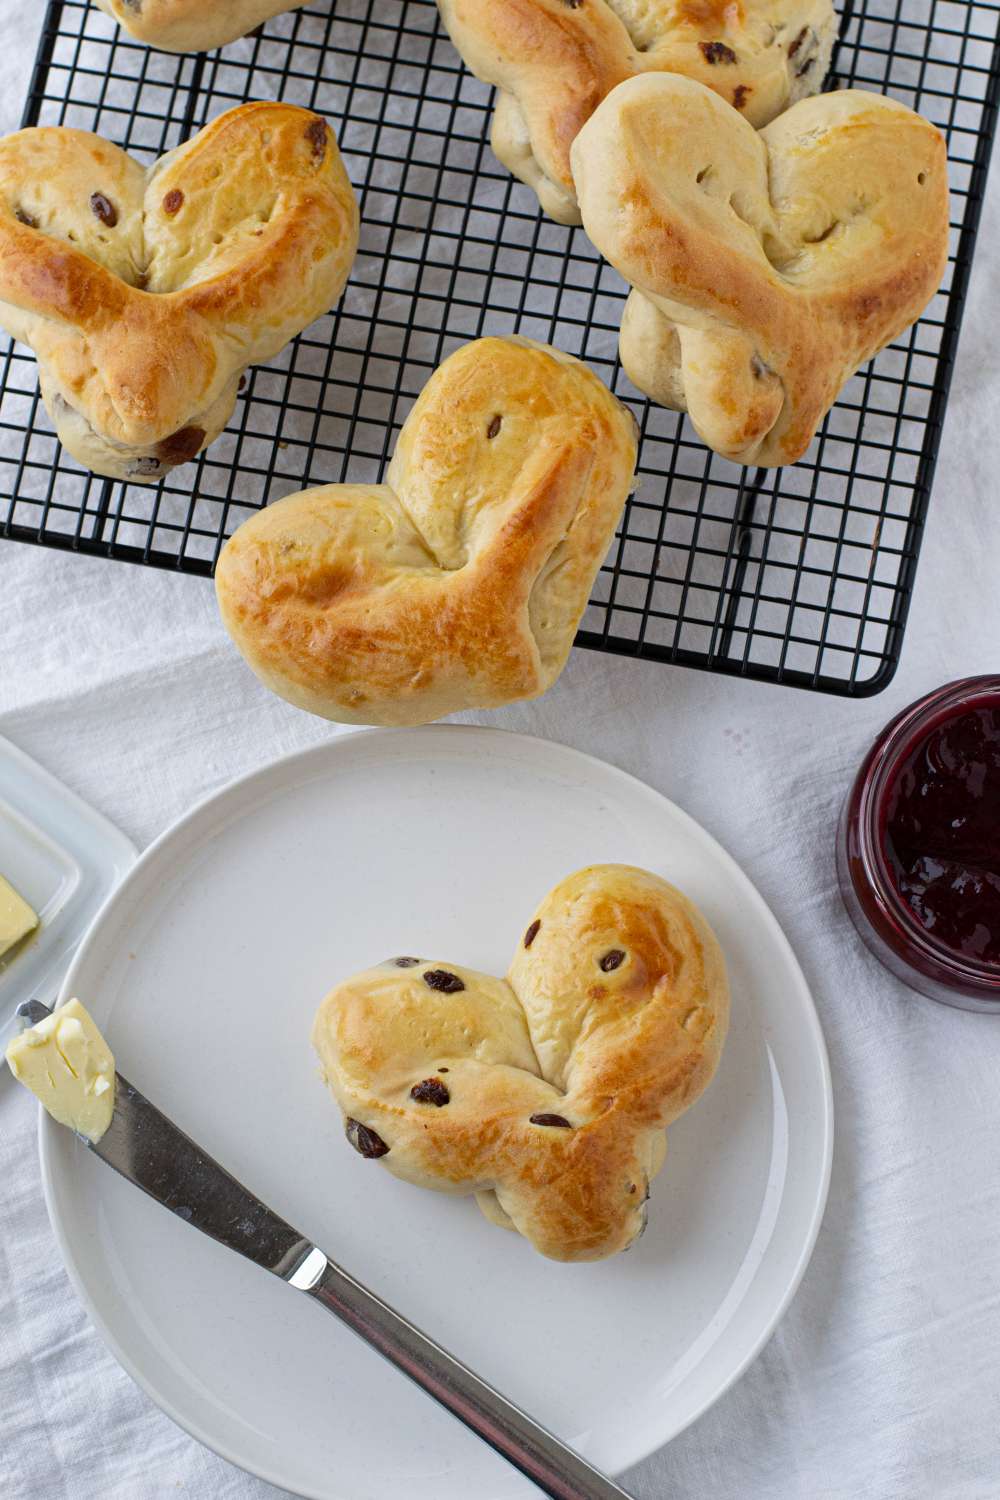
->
[17,1001,634,1500]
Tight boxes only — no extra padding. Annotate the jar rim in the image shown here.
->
[852,674,1000,988]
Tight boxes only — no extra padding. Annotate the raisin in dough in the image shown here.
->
[437,0,837,223]
[0,103,358,481]
[215,336,638,726]
[95,0,308,53]
[313,864,730,1263]
[572,75,949,466]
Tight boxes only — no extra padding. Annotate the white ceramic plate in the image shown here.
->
[41,727,832,1499]
[0,735,136,1030]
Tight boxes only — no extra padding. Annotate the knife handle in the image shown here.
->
[291,1248,635,1500]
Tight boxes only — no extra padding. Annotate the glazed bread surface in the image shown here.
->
[0,103,358,481]
[95,0,308,52]
[572,75,950,466]
[437,0,836,222]
[215,336,638,726]
[312,864,730,1262]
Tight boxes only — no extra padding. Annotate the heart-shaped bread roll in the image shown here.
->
[437,0,836,223]
[571,76,950,468]
[95,0,307,52]
[313,865,729,1262]
[0,103,358,481]
[215,337,638,726]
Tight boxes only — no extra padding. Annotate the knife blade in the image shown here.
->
[16,1001,635,1500]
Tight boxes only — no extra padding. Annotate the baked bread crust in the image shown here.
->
[572,76,950,467]
[0,103,358,481]
[312,865,730,1262]
[215,336,638,726]
[437,0,836,223]
[94,0,307,52]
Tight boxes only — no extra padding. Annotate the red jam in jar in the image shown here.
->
[838,677,1000,1011]
[882,698,1000,966]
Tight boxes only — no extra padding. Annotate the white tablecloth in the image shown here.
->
[2,8,999,1498]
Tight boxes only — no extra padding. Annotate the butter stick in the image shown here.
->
[0,874,38,959]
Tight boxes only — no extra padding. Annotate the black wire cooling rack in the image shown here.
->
[2,0,998,694]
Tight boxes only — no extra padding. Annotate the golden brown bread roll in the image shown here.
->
[215,336,638,726]
[437,0,836,223]
[0,103,358,481]
[312,864,730,1262]
[94,0,307,52]
[571,75,950,468]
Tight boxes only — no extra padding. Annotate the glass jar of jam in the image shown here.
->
[837,676,1000,1011]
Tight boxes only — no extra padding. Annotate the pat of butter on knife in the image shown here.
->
[5,998,115,1142]
[0,874,38,959]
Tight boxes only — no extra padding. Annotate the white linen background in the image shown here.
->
[1,6,998,1498]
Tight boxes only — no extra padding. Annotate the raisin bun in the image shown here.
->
[312,865,730,1263]
[215,336,638,726]
[572,75,949,466]
[95,0,307,53]
[437,0,836,222]
[0,103,358,481]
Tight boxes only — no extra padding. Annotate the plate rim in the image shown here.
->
[38,724,834,1495]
